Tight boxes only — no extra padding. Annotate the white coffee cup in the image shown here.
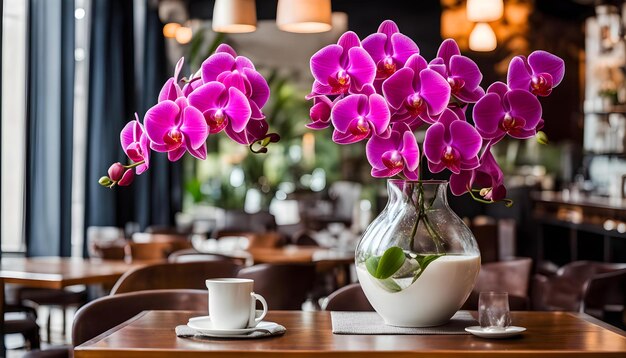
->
[205,278,268,329]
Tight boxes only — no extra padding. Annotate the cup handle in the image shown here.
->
[249,292,268,327]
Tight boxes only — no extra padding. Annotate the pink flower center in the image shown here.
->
[447,77,465,95]
[530,74,551,96]
[348,117,370,136]
[328,70,351,94]
[404,93,426,116]
[207,109,227,131]
[500,113,523,132]
[480,187,494,201]
[376,56,397,79]
[163,128,183,149]
[441,146,460,171]
[382,150,404,170]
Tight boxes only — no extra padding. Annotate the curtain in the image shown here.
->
[25,0,75,257]
[84,0,182,256]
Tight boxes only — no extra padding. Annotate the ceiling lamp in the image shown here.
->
[276,0,332,33]
[212,0,257,33]
[469,23,497,52]
[466,0,504,22]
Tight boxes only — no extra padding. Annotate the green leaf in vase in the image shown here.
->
[373,246,405,280]
[365,256,381,278]
[412,254,444,283]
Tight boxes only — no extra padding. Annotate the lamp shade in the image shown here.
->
[277,0,332,33]
[469,23,497,52]
[212,0,257,33]
[467,0,503,22]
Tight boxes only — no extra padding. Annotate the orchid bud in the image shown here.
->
[117,169,134,186]
[98,176,113,187]
[108,162,125,181]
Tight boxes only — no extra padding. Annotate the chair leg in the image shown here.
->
[62,306,67,337]
[46,308,52,343]
[24,326,41,350]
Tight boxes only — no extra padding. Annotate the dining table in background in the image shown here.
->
[0,256,159,354]
[74,310,626,357]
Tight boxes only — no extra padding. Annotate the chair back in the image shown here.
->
[322,283,374,311]
[462,257,533,310]
[128,241,172,260]
[168,248,249,266]
[582,268,626,327]
[72,289,207,346]
[236,263,316,310]
[110,261,241,294]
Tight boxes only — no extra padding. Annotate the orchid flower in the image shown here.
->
[330,93,390,144]
[366,123,420,180]
[187,82,252,136]
[159,57,184,102]
[362,20,420,81]
[429,39,485,103]
[450,150,507,203]
[382,54,450,125]
[307,96,334,130]
[507,50,565,96]
[226,117,270,145]
[310,32,376,96]
[120,115,150,174]
[473,81,542,140]
[423,109,482,174]
[144,97,209,161]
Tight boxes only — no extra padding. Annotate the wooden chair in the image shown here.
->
[581,268,626,329]
[462,257,533,310]
[110,261,242,295]
[237,263,316,310]
[128,241,172,260]
[4,303,41,350]
[322,283,374,311]
[168,248,250,266]
[72,289,207,347]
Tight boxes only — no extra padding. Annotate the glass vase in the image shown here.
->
[355,180,481,327]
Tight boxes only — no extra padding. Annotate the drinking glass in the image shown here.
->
[478,292,511,331]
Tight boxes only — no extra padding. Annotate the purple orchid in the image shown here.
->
[423,109,482,174]
[330,93,390,144]
[225,117,269,145]
[144,97,209,161]
[310,32,376,96]
[159,57,185,102]
[120,115,150,174]
[507,51,565,96]
[307,96,334,130]
[366,123,419,180]
[201,49,270,120]
[429,39,485,103]
[450,150,506,202]
[473,81,542,140]
[187,82,252,138]
[382,54,450,124]
[362,20,420,81]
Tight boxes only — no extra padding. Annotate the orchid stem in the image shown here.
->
[123,160,145,169]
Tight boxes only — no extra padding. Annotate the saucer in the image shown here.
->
[465,326,526,338]
[187,316,277,336]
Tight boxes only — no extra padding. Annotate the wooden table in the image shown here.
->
[74,310,626,357]
[0,257,156,353]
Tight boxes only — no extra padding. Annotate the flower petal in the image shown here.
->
[120,121,137,152]
[507,56,532,90]
[168,146,186,161]
[528,50,565,87]
[235,56,255,71]
[362,33,386,63]
[331,94,366,133]
[225,88,252,133]
[450,170,473,195]
[455,86,485,103]
[487,81,509,99]
[382,67,415,109]
[420,69,451,116]
[243,68,270,108]
[367,94,391,135]
[310,44,343,85]
[378,20,399,37]
[450,120,482,160]
[506,89,542,130]
[158,78,182,102]
[372,167,403,178]
[201,52,236,82]
[180,106,209,150]
[174,57,184,82]
[366,131,401,170]
[437,39,460,66]
[473,93,505,138]
[346,47,376,91]
[215,44,237,57]
[338,31,361,50]
[144,100,180,145]
[391,33,419,65]
[186,141,207,160]
[187,82,225,112]
[450,55,482,90]
[332,129,365,144]
[423,122,446,164]
[400,130,419,171]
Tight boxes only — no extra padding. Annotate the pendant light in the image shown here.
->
[469,23,497,52]
[212,0,257,33]
[276,0,332,33]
